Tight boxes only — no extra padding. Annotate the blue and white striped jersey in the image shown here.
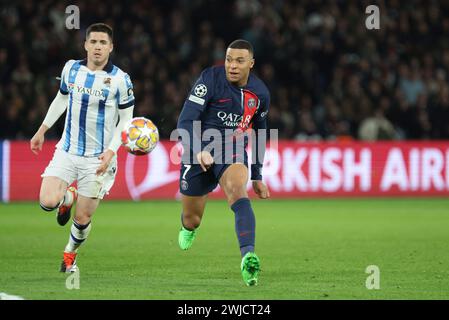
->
[57,59,134,157]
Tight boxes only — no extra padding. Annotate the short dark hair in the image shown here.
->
[228,39,254,56]
[86,23,113,42]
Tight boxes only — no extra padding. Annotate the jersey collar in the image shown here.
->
[80,58,113,73]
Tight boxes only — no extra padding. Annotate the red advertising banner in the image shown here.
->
[2,140,449,201]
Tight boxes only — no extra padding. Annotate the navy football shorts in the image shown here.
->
[179,153,248,196]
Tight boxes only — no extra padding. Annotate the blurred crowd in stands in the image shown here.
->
[1,0,449,141]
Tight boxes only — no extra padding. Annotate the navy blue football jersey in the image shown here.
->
[182,65,270,131]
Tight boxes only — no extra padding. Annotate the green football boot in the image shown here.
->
[241,252,260,286]
[178,226,197,250]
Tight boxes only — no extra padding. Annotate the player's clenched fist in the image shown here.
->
[196,151,214,172]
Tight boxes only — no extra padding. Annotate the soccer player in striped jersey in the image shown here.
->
[30,23,134,273]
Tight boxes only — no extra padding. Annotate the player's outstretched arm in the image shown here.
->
[96,106,134,175]
[30,91,68,155]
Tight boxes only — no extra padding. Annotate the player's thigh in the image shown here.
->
[74,195,100,224]
[39,176,68,206]
[181,194,208,218]
[40,149,77,205]
[218,163,249,205]
[76,155,117,199]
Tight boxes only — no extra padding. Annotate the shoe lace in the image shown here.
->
[185,230,196,240]
[182,227,195,238]
[245,257,260,274]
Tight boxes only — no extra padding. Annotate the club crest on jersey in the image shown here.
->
[194,84,207,97]
[237,89,260,131]
[248,98,256,108]
[103,77,111,87]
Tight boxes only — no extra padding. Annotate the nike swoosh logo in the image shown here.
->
[239,231,252,237]
[217,98,231,103]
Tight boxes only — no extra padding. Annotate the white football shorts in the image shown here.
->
[41,148,118,199]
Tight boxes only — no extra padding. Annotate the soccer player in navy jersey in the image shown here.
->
[176,39,270,286]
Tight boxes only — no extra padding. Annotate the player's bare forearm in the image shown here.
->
[36,124,49,136]
[96,149,115,175]
[252,180,270,199]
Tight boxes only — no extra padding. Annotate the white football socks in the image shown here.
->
[62,188,74,207]
[64,221,92,253]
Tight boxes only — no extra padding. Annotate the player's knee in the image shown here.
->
[39,194,62,211]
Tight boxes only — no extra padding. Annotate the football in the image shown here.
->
[121,117,159,155]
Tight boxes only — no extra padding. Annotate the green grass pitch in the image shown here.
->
[1,198,449,300]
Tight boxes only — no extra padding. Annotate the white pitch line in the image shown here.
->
[0,292,25,300]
